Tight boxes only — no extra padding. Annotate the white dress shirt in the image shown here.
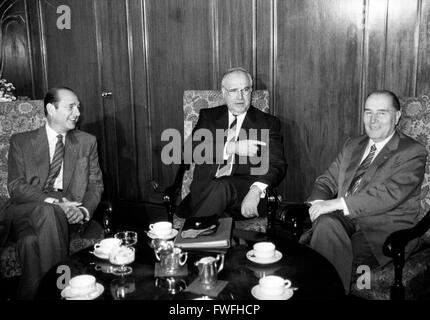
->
[222,110,268,198]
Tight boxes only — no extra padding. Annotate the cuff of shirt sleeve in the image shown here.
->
[44,197,59,204]
[251,182,268,198]
[341,197,350,216]
[78,206,90,221]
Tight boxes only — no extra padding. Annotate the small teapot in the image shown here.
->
[195,254,225,288]
[155,246,188,274]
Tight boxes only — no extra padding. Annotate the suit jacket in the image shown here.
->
[308,130,427,266]
[190,105,287,197]
[0,126,104,247]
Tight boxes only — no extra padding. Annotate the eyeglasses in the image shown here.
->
[223,86,252,97]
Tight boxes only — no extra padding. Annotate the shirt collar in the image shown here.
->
[228,110,247,123]
[45,123,66,142]
[369,131,395,151]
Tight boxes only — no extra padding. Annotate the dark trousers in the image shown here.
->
[308,211,378,294]
[178,176,266,219]
[5,193,69,300]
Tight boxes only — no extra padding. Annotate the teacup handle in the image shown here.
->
[179,252,188,266]
[149,224,154,231]
[284,279,292,288]
[94,243,101,249]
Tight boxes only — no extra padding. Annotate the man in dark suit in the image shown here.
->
[1,87,103,299]
[306,90,427,293]
[179,67,286,220]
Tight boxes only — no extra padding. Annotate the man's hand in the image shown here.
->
[308,198,343,222]
[55,197,84,224]
[241,186,262,218]
[227,140,266,157]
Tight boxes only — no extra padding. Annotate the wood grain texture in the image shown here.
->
[1,0,33,98]
[217,0,255,79]
[417,0,430,95]
[384,0,420,97]
[276,0,364,201]
[144,0,214,191]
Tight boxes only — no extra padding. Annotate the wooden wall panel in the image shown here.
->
[94,0,139,200]
[217,0,255,80]
[255,0,273,93]
[276,0,364,201]
[417,0,430,95]
[384,0,420,97]
[128,0,152,200]
[0,0,33,98]
[145,0,214,189]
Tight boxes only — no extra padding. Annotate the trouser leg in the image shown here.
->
[7,202,69,300]
[310,211,356,294]
[190,176,256,219]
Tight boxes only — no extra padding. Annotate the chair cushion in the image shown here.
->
[351,246,430,300]
[398,95,430,243]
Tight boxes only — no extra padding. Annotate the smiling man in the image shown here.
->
[1,87,103,299]
[305,90,427,293]
[177,67,286,220]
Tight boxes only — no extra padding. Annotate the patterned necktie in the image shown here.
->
[346,144,377,196]
[44,134,65,192]
[215,115,237,178]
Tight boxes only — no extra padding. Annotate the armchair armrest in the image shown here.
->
[277,202,310,242]
[92,200,114,237]
[382,209,430,300]
[162,163,190,222]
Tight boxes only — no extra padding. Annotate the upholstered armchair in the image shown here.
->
[0,100,112,283]
[283,95,430,300]
[162,90,279,234]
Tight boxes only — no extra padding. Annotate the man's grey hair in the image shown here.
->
[221,67,253,88]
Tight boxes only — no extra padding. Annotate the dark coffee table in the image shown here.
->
[37,230,345,300]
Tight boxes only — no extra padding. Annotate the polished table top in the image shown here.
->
[37,230,345,300]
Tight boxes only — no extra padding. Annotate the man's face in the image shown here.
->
[222,72,252,115]
[363,94,401,143]
[47,89,80,134]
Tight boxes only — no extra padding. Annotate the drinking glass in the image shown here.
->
[114,231,138,247]
[109,246,135,276]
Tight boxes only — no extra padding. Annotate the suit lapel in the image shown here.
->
[63,132,79,192]
[356,132,400,192]
[32,127,50,187]
[341,137,368,196]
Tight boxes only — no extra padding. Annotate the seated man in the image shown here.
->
[177,67,286,220]
[305,90,427,293]
[0,87,104,299]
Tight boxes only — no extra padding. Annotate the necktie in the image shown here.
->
[346,144,377,196]
[44,134,65,192]
[215,116,237,178]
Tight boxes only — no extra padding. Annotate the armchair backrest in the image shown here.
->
[181,90,270,199]
[398,95,430,242]
[0,100,45,201]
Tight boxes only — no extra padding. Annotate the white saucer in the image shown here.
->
[246,250,283,264]
[251,285,293,300]
[91,250,110,260]
[61,283,104,300]
[146,229,178,240]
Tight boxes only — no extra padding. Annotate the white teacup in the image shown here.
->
[69,275,97,296]
[253,242,276,259]
[94,238,122,255]
[259,275,291,296]
[149,221,172,237]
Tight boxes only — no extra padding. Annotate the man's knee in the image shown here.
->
[30,203,60,229]
[17,234,38,251]
[312,214,341,233]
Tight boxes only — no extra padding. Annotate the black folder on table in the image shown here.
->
[174,217,232,250]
